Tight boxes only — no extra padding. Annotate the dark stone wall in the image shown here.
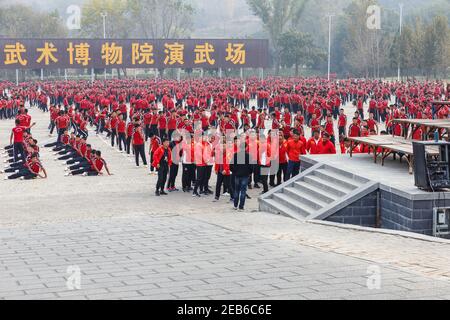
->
[300,161,315,172]
[325,191,378,227]
[300,160,448,237]
[381,191,450,236]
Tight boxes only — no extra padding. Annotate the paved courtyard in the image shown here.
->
[0,106,450,300]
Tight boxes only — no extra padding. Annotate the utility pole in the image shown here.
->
[397,3,403,82]
[327,14,334,81]
[101,12,107,81]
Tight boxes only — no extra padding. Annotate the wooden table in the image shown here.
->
[348,136,403,163]
[392,118,450,140]
[348,135,440,174]
[379,143,440,174]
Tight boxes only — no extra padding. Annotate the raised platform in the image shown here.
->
[300,154,450,237]
[259,152,450,238]
[301,153,450,200]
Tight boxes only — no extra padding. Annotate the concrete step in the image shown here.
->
[272,193,315,217]
[313,169,362,190]
[283,187,328,210]
[324,165,369,184]
[261,198,307,220]
[303,175,351,197]
[293,181,338,204]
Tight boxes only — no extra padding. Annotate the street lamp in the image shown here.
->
[397,3,403,82]
[101,12,107,39]
[101,12,107,81]
[327,14,334,81]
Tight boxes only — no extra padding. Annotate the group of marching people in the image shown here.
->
[1,77,448,196]
[148,124,333,211]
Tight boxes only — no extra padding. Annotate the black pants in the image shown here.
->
[118,132,126,151]
[145,125,150,141]
[58,151,78,161]
[168,129,175,140]
[270,162,288,186]
[57,128,65,143]
[156,165,169,191]
[249,164,260,186]
[111,129,117,147]
[151,124,157,137]
[167,164,179,188]
[194,166,208,194]
[260,174,269,193]
[182,164,195,189]
[286,161,301,180]
[7,168,37,180]
[66,156,84,165]
[49,121,55,134]
[215,172,231,199]
[13,143,26,163]
[206,166,212,188]
[72,168,99,176]
[134,144,147,166]
[78,129,88,140]
[126,136,132,154]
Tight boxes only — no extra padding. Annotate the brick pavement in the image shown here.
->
[1,214,450,300]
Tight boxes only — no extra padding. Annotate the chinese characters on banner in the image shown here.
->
[0,39,269,69]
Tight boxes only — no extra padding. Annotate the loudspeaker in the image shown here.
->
[413,141,450,191]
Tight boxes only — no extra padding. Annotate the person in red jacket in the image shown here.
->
[149,135,161,174]
[338,108,347,136]
[192,136,212,197]
[257,134,272,193]
[132,124,147,167]
[152,138,172,196]
[286,129,305,180]
[116,115,127,152]
[317,132,337,154]
[213,141,232,202]
[270,133,288,186]
[348,117,361,137]
[125,119,135,155]
[306,130,321,155]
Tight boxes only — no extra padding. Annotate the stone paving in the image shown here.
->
[0,105,449,300]
[1,214,450,300]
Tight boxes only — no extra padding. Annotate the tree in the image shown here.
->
[80,0,132,39]
[0,5,67,37]
[80,0,133,78]
[128,0,194,38]
[422,15,449,78]
[128,0,194,78]
[0,5,68,81]
[410,17,426,76]
[334,0,396,78]
[390,25,414,78]
[278,31,326,75]
[247,0,310,74]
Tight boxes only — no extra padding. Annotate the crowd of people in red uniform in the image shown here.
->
[0,77,448,208]
[0,108,46,180]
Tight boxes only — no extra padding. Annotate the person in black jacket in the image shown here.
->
[230,141,252,211]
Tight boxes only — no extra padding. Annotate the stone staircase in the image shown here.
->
[259,163,379,221]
